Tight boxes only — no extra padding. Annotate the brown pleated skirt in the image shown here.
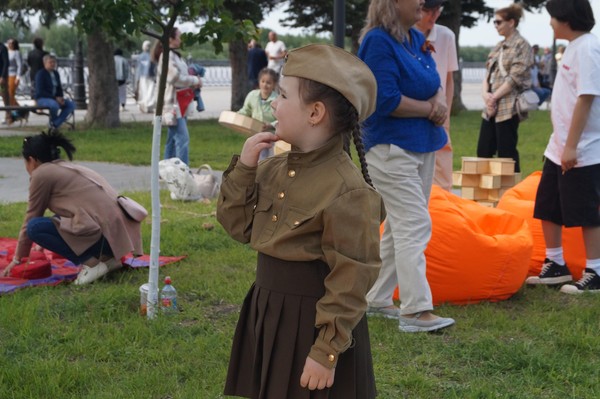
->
[224,253,377,399]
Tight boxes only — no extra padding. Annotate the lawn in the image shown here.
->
[0,111,599,399]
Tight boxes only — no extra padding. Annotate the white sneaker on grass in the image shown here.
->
[74,262,109,285]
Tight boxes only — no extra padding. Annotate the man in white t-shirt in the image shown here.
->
[527,0,600,294]
[415,0,459,192]
[265,31,287,74]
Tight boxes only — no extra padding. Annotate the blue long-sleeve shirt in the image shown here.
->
[358,27,447,153]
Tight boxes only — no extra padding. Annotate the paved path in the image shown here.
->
[0,83,485,204]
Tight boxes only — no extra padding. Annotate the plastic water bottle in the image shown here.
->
[160,276,178,314]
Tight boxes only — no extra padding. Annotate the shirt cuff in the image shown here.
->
[308,339,340,369]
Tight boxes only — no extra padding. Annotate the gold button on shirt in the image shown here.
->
[217,135,386,369]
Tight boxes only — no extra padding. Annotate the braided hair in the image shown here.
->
[22,129,76,163]
[297,78,374,187]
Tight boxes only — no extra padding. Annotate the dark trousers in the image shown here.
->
[1,79,10,121]
[477,114,521,173]
[27,217,113,265]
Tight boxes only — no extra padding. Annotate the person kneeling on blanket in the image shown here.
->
[1,130,145,285]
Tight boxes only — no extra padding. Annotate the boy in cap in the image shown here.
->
[218,44,385,398]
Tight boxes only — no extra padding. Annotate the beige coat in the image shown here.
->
[157,51,200,119]
[15,160,143,261]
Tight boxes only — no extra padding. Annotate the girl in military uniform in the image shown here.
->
[218,44,385,399]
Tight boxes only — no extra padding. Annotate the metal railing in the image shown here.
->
[16,58,487,101]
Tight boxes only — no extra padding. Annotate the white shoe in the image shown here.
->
[74,262,109,285]
[398,312,455,333]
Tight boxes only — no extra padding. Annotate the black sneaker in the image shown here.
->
[560,269,600,294]
[525,259,572,285]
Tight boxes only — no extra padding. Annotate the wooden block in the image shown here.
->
[461,157,489,174]
[489,159,515,175]
[218,111,264,136]
[477,200,498,208]
[274,140,291,155]
[453,172,480,187]
[487,188,508,201]
[452,171,461,186]
[480,174,501,189]
[461,187,489,200]
[500,173,522,187]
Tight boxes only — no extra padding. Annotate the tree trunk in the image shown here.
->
[84,31,120,127]
[229,38,247,111]
[444,0,467,114]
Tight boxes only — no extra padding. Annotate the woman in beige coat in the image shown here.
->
[153,27,201,166]
[2,130,144,284]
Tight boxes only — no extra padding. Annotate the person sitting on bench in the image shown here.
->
[34,54,75,129]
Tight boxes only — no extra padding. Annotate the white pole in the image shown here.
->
[146,114,163,319]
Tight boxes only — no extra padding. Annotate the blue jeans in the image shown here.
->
[164,117,190,165]
[532,86,552,105]
[26,217,113,265]
[36,97,75,128]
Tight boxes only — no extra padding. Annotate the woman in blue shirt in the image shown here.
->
[358,0,455,332]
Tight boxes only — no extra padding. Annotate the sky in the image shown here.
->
[261,0,600,48]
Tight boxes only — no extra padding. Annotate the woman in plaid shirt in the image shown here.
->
[477,3,533,173]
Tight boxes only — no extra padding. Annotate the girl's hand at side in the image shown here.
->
[239,132,280,167]
[300,356,335,391]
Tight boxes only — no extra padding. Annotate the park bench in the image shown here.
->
[0,105,75,130]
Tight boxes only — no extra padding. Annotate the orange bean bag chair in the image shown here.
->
[390,186,533,305]
[497,171,586,279]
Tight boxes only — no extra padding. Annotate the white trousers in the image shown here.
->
[433,126,453,192]
[137,76,156,113]
[365,144,435,315]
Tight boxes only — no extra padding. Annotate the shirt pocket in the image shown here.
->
[285,207,315,230]
[254,196,275,243]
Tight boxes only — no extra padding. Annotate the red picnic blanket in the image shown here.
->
[0,238,185,294]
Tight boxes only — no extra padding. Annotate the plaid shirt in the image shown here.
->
[483,31,533,122]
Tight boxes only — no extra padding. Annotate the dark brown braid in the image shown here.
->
[352,124,374,188]
[297,78,374,187]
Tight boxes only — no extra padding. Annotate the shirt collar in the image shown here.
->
[286,134,345,167]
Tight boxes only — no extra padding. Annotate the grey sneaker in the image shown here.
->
[399,312,455,333]
[366,305,401,320]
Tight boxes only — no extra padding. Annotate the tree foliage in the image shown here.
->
[0,0,257,126]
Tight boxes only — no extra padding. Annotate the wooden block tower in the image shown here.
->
[452,157,521,207]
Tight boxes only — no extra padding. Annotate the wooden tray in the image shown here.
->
[218,111,264,136]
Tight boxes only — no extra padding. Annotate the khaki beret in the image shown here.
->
[282,44,377,122]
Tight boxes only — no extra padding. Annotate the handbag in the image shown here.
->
[176,88,195,118]
[498,48,539,119]
[516,89,540,116]
[192,164,221,200]
[10,260,52,280]
[117,196,148,222]
[158,158,220,201]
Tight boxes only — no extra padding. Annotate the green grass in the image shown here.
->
[1,111,599,398]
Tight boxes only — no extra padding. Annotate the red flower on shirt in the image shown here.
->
[421,40,436,54]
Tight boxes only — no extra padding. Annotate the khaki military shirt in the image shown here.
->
[217,134,385,368]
